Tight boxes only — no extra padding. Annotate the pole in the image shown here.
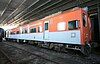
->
[98,3,100,42]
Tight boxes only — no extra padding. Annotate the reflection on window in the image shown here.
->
[30,28,36,33]
[45,23,48,30]
[57,22,66,31]
[68,20,79,30]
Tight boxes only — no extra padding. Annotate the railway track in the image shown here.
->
[0,41,99,64]
[1,42,73,64]
[7,45,60,64]
[0,47,15,64]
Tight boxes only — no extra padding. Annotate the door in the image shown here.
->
[44,21,49,40]
[82,13,89,44]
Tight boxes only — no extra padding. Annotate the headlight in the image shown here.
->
[71,33,76,38]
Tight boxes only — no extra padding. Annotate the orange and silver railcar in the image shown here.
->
[6,7,92,55]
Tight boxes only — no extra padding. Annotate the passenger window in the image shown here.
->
[6,31,9,37]
[30,28,36,33]
[83,14,87,27]
[24,30,27,33]
[10,32,15,35]
[16,31,20,34]
[57,22,66,31]
[45,23,48,30]
[22,29,27,34]
[38,27,40,32]
[38,26,42,32]
[22,31,24,34]
[68,20,79,30]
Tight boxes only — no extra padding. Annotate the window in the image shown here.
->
[38,27,40,32]
[30,28,36,33]
[24,30,27,33]
[68,20,79,30]
[22,29,27,34]
[45,23,48,30]
[83,14,87,27]
[57,22,66,31]
[10,32,15,35]
[16,31,20,34]
[22,31,24,34]
[38,26,42,32]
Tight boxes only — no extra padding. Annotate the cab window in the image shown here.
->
[68,20,79,30]
[24,30,27,33]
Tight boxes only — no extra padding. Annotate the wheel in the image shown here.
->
[81,43,91,56]
[61,45,66,52]
[49,43,54,49]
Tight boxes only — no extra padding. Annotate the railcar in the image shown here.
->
[0,28,5,42]
[6,7,92,55]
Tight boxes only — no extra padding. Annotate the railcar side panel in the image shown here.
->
[6,8,91,45]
